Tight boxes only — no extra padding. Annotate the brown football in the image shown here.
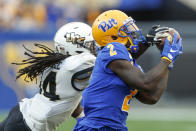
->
[156,28,181,51]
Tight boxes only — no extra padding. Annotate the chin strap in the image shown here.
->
[130,45,139,53]
[128,35,147,53]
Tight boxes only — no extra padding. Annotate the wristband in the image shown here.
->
[161,56,172,63]
[161,57,173,70]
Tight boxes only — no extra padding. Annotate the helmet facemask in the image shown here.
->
[118,17,145,53]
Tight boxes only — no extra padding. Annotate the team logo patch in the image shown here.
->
[98,18,117,32]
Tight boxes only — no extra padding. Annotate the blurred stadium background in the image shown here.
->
[0,0,196,130]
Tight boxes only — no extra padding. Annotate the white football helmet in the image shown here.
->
[54,22,95,55]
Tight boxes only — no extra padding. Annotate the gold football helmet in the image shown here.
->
[92,10,145,53]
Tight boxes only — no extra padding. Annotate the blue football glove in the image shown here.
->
[161,33,183,64]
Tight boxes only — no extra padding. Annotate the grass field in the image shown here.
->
[1,107,196,131]
[1,116,196,131]
[56,118,196,131]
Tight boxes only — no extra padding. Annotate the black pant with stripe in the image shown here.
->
[0,104,31,131]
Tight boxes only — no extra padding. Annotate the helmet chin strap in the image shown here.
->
[130,45,139,53]
[127,37,139,53]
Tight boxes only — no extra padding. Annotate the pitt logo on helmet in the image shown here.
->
[98,18,117,32]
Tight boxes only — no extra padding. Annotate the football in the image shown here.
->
[155,28,181,51]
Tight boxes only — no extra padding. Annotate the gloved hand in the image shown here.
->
[161,33,183,64]
[146,25,169,46]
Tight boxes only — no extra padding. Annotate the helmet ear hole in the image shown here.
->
[111,36,118,40]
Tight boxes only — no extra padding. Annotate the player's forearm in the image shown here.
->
[135,91,158,104]
[150,68,169,101]
[108,59,169,92]
[142,59,170,92]
[135,68,169,104]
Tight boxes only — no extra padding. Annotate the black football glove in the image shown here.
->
[146,25,169,46]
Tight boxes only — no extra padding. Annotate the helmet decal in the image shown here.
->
[54,22,95,56]
[92,10,145,53]
[98,18,117,32]
[65,32,85,44]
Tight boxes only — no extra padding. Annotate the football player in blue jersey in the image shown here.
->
[73,10,183,131]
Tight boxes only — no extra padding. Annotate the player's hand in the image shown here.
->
[161,33,183,64]
[146,25,169,46]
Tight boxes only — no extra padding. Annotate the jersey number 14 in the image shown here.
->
[41,71,60,101]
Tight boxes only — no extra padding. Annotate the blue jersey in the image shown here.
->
[79,42,141,130]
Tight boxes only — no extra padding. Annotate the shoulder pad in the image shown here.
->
[61,53,96,70]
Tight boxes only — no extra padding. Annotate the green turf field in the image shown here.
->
[56,119,196,131]
[1,116,196,131]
